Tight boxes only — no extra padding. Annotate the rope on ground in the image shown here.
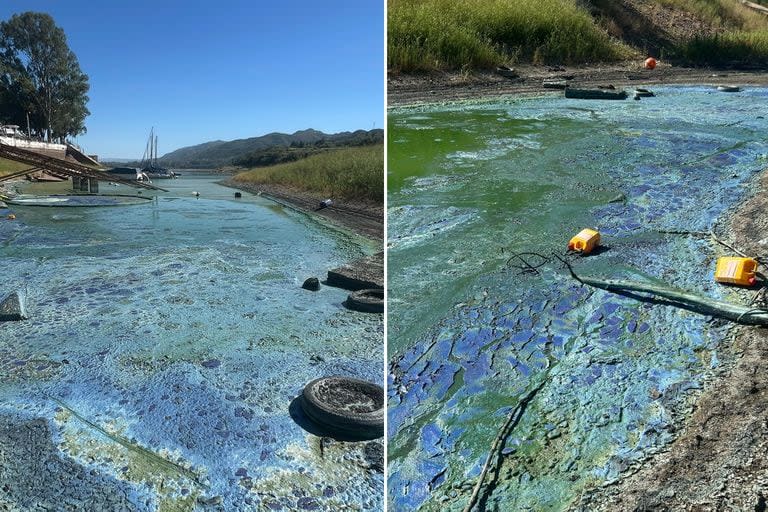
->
[462,376,549,512]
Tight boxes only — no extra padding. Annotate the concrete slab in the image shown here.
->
[326,252,383,291]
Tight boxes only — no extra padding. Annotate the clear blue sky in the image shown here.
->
[0,1,384,159]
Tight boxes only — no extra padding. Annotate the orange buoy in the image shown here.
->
[6,214,15,220]
[644,57,657,70]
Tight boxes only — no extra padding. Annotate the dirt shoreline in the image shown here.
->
[574,171,768,512]
[389,63,768,107]
[220,179,383,241]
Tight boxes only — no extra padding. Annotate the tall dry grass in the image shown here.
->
[678,30,768,65]
[652,0,768,31]
[233,144,383,203]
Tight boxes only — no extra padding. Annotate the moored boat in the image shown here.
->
[139,128,178,179]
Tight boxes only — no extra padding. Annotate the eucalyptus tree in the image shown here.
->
[0,12,89,141]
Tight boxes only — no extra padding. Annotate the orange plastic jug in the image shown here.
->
[568,229,600,254]
[714,257,758,286]
[568,228,600,255]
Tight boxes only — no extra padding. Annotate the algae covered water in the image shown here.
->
[0,174,383,510]
[388,87,768,510]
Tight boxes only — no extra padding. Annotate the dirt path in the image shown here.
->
[221,179,383,241]
[389,63,768,107]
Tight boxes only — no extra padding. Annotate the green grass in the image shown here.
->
[678,30,768,65]
[0,157,36,178]
[233,144,383,203]
[388,0,631,72]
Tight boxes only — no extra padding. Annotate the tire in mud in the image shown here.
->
[344,288,384,313]
[300,376,384,439]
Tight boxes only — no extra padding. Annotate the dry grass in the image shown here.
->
[652,0,768,31]
[679,29,768,65]
[233,144,383,203]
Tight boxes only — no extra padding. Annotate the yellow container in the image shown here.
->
[715,257,758,286]
[568,228,600,255]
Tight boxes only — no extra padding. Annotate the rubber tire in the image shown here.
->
[634,88,655,97]
[301,376,384,438]
[344,288,384,313]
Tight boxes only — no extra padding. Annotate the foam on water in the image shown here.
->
[0,175,383,510]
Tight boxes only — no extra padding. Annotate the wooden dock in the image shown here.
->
[0,142,165,191]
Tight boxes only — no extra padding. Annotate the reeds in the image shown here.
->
[388,0,629,72]
[233,144,384,203]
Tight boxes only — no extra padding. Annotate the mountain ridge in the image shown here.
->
[151,128,383,169]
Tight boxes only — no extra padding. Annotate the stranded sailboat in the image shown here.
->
[139,127,178,180]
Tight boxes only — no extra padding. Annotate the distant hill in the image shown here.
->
[155,128,383,169]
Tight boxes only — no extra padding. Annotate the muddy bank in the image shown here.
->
[574,160,768,509]
[222,179,383,241]
[389,63,768,107]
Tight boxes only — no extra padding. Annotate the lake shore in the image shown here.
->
[389,70,768,509]
[221,178,383,241]
[577,167,768,511]
[389,63,768,107]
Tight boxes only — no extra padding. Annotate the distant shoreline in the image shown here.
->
[220,178,383,241]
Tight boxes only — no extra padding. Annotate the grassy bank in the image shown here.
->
[678,30,768,66]
[233,144,383,203]
[653,0,768,31]
[0,157,36,178]
[388,0,630,72]
[650,0,768,65]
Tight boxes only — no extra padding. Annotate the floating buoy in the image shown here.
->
[717,85,740,93]
[234,192,242,198]
[193,191,200,197]
[715,256,758,286]
[644,57,657,70]
[568,228,600,255]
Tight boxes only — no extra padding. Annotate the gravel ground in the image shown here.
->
[388,63,768,107]
[222,179,383,241]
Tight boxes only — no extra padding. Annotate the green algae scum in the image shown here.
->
[0,174,383,510]
[387,87,768,510]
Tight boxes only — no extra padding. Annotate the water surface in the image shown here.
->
[0,174,383,510]
[388,87,768,510]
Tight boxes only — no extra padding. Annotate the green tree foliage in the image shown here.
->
[0,12,89,141]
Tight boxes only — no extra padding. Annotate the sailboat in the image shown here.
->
[139,127,178,179]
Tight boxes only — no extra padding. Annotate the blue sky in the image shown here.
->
[0,1,384,159]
